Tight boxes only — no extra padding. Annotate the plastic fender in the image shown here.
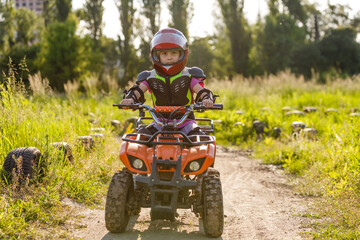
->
[120,141,150,174]
[119,141,132,170]
[182,143,215,175]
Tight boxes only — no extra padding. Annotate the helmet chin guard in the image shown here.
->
[150,28,189,76]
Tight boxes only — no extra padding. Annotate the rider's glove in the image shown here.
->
[195,88,215,103]
[123,85,145,104]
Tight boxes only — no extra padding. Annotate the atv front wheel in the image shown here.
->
[201,174,224,237]
[105,168,134,233]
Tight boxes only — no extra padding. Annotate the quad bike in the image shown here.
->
[105,103,224,237]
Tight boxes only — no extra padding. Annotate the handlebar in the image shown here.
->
[112,103,223,128]
[112,103,223,112]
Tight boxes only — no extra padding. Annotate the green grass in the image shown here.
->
[0,71,133,238]
[204,73,360,238]
[1,68,360,238]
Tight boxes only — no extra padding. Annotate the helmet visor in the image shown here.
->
[150,31,188,50]
[152,48,186,66]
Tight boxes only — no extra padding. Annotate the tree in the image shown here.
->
[14,8,41,47]
[303,4,321,41]
[0,0,15,54]
[351,11,360,32]
[218,0,252,76]
[267,0,280,16]
[114,0,136,86]
[322,3,352,30]
[142,0,160,36]
[82,0,104,48]
[55,0,72,22]
[319,28,360,75]
[37,15,90,91]
[258,13,306,74]
[74,0,105,77]
[134,0,161,73]
[248,17,265,76]
[188,37,214,76]
[281,0,307,24]
[290,42,326,78]
[168,0,192,39]
[0,44,41,83]
[212,25,234,78]
[100,36,120,79]
[43,0,56,27]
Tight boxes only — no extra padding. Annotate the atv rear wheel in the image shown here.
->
[201,174,224,237]
[2,147,42,180]
[105,168,134,233]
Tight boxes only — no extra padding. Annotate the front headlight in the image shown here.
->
[189,161,200,171]
[133,158,144,169]
[184,157,206,173]
[127,154,147,171]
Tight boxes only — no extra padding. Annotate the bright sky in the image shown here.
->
[73,0,360,39]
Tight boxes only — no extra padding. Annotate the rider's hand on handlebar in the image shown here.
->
[202,99,214,108]
[120,98,134,105]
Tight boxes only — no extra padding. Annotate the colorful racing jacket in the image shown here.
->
[136,67,206,107]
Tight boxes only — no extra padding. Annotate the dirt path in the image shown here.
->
[71,147,313,240]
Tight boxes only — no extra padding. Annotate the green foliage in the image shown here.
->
[319,28,360,75]
[135,0,161,73]
[168,0,192,40]
[37,15,90,91]
[204,73,360,237]
[322,3,352,30]
[42,0,57,27]
[99,37,120,79]
[0,65,131,237]
[281,0,307,24]
[114,0,136,86]
[290,42,326,78]
[136,38,152,73]
[82,35,104,75]
[14,8,42,47]
[0,45,41,84]
[211,28,234,78]
[141,0,160,36]
[82,0,104,47]
[217,0,251,76]
[0,0,16,54]
[55,0,72,22]
[188,37,214,74]
[1,0,360,87]
[258,13,306,74]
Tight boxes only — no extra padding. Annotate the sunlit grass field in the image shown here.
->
[1,69,360,238]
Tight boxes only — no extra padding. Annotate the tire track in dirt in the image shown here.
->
[71,147,313,240]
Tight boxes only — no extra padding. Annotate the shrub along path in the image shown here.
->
[69,147,316,240]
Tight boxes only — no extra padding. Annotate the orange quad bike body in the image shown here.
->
[105,104,224,238]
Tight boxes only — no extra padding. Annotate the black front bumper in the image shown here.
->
[134,154,197,218]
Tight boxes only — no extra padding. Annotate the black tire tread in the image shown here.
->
[3,147,42,178]
[105,168,133,233]
[202,174,224,238]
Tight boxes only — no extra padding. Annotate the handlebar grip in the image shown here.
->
[194,104,223,110]
[113,104,140,109]
[211,104,223,110]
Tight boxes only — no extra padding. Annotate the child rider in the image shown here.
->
[120,28,216,136]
